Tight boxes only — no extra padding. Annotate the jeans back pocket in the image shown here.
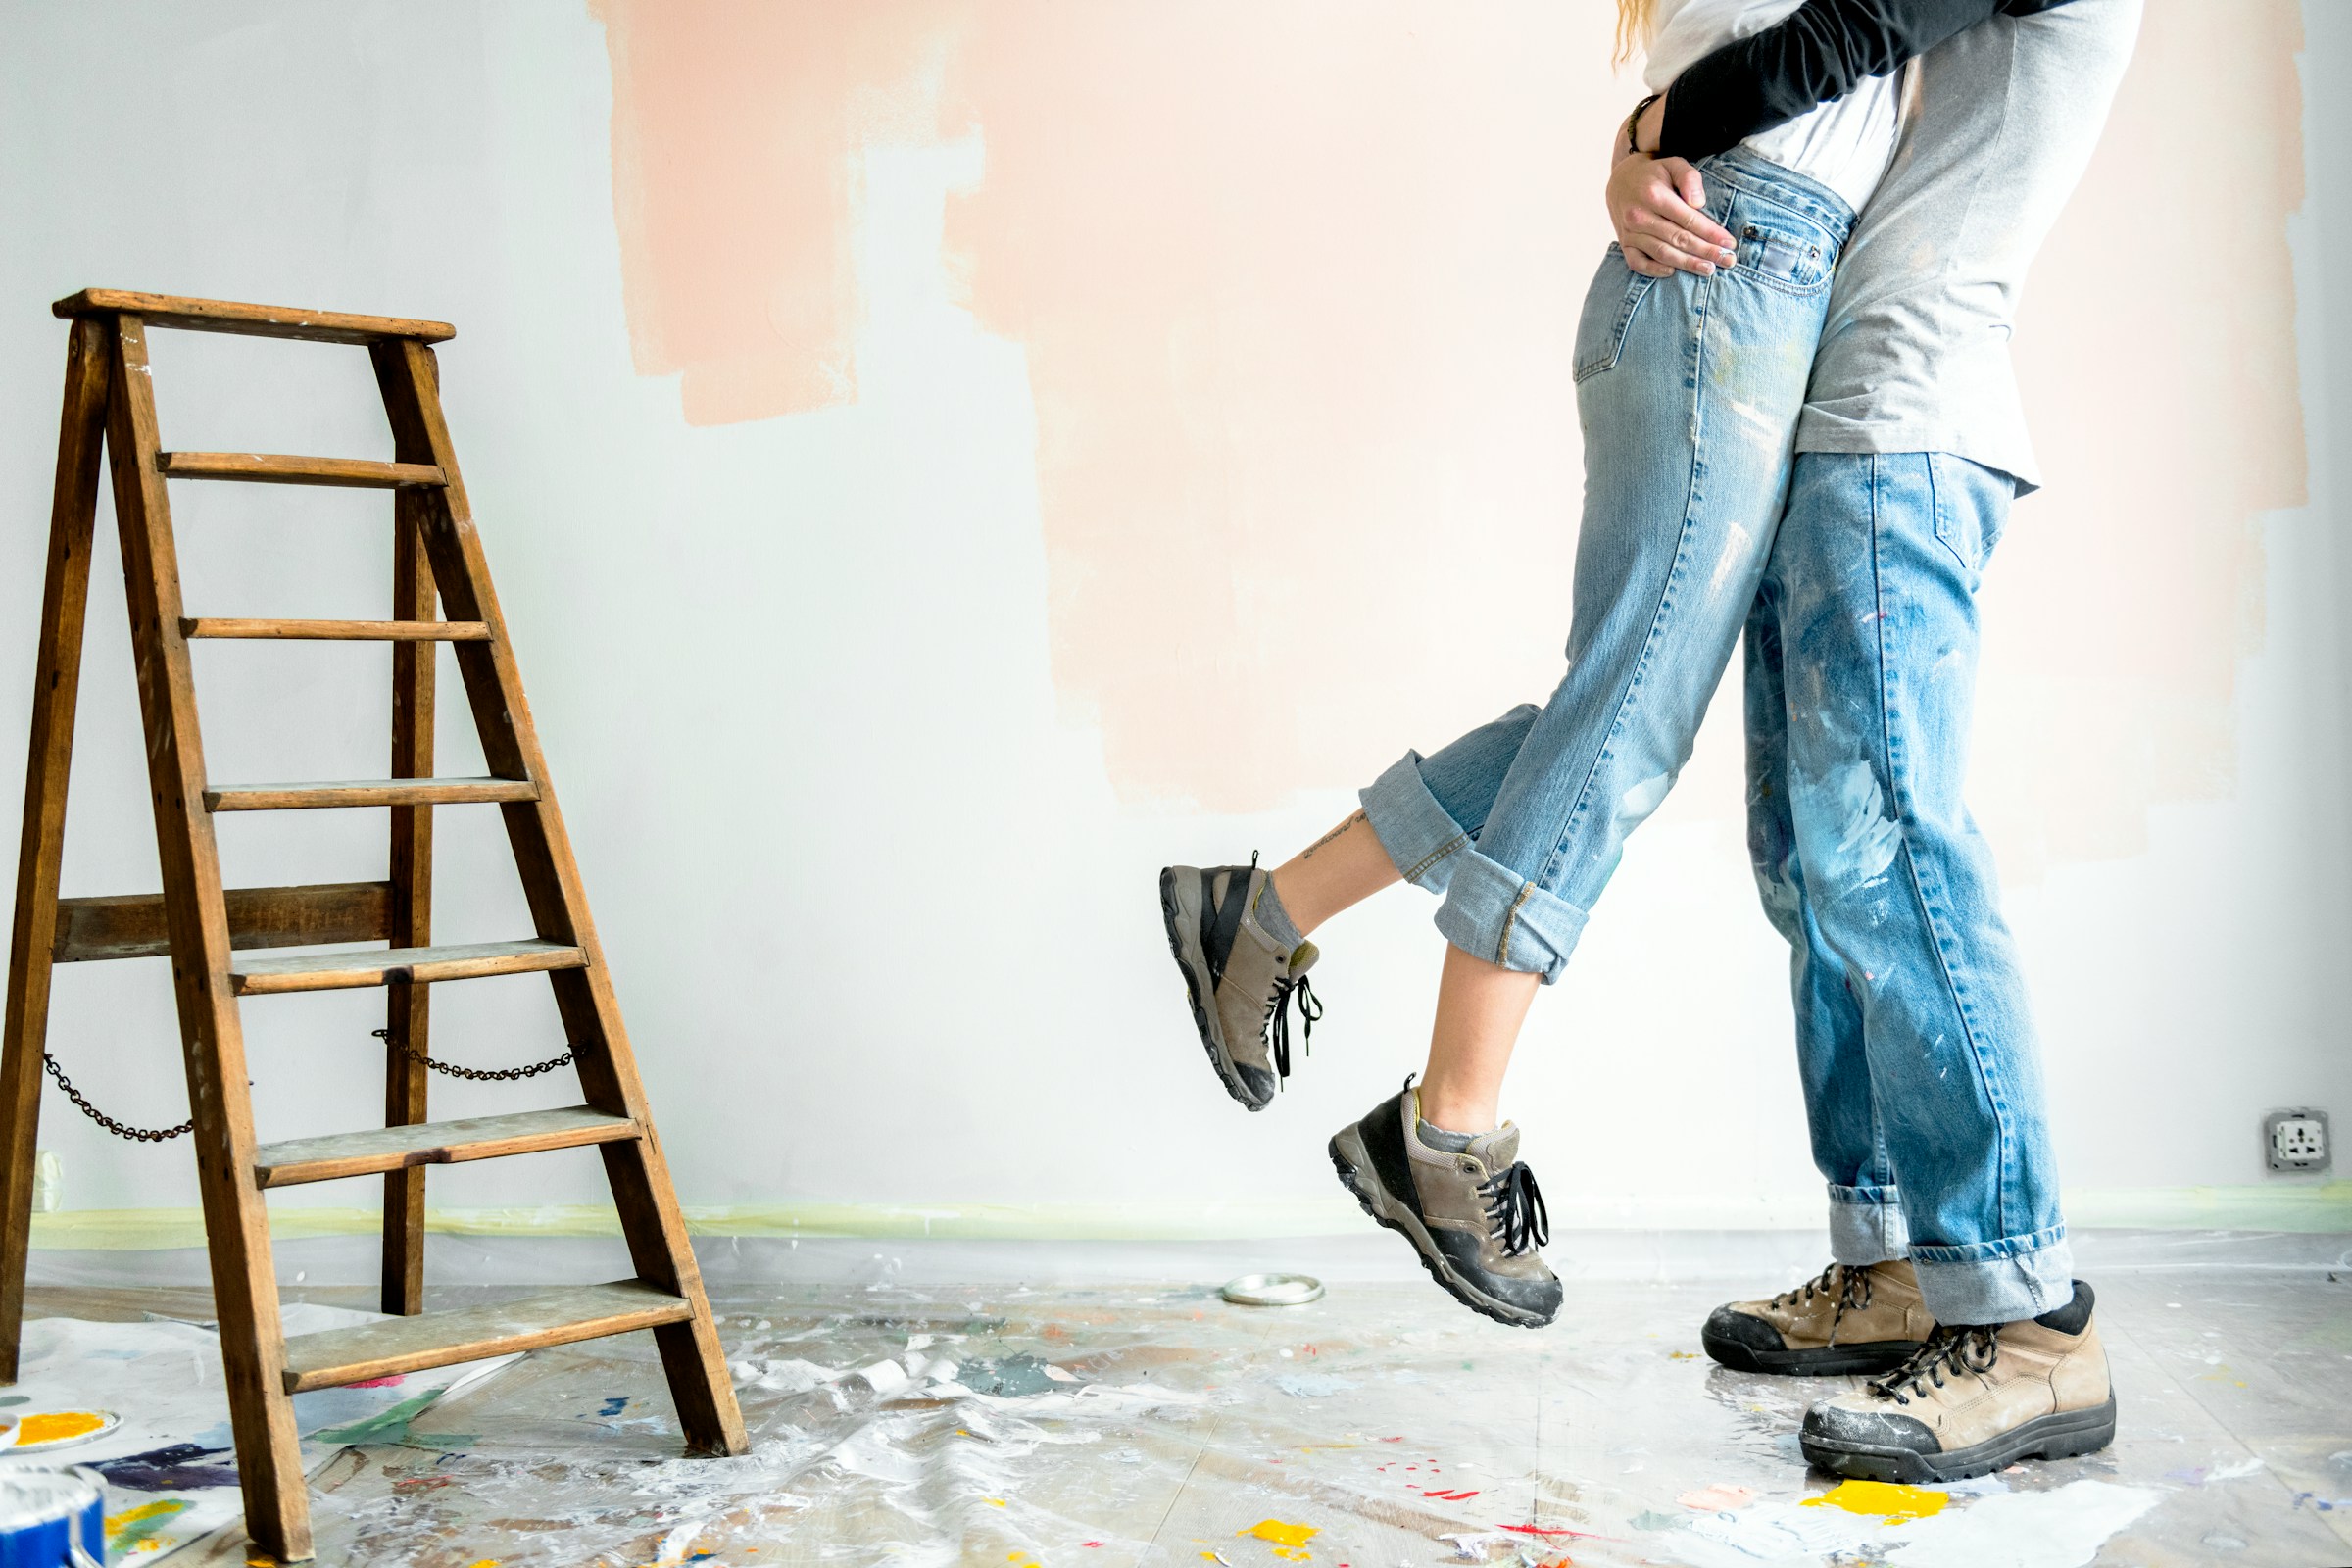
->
[1929,453,2017,578]
[1573,246,1657,383]
[1729,199,1835,292]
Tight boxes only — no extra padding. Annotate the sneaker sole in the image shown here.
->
[1328,1125,1553,1329]
[1801,1394,2119,1484]
[1700,1327,1922,1378]
[1157,868,1268,1111]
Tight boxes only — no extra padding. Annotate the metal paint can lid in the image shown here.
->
[1220,1272,1325,1307]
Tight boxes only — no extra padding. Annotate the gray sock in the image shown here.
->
[1418,1119,1480,1152]
[1251,875,1306,952]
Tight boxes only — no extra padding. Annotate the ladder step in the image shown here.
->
[230,939,586,996]
[253,1106,638,1189]
[53,288,456,345]
[157,451,446,489]
[279,1280,694,1392]
[205,777,538,811]
[182,617,491,641]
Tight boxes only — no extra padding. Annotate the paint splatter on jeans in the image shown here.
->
[1744,451,2071,1325]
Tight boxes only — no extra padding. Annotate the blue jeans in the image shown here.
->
[1360,148,1851,978]
[1354,148,2069,1324]
[1744,452,2072,1325]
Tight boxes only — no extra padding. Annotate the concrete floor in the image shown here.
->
[24,1232,2352,1566]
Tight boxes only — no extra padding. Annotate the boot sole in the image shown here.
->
[1700,1327,1922,1378]
[1157,868,1268,1111]
[1802,1394,2119,1484]
[1328,1126,1553,1329]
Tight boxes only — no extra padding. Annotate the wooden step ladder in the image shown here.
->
[0,290,748,1561]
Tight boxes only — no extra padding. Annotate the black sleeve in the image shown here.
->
[1653,0,2001,161]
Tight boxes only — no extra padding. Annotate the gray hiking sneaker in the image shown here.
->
[1159,859,1321,1110]
[1328,1078,1561,1328]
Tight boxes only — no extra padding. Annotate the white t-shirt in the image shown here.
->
[1642,0,1904,214]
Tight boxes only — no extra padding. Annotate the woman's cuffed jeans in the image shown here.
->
[1361,148,1852,979]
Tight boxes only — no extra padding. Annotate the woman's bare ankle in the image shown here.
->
[1416,1081,1500,1136]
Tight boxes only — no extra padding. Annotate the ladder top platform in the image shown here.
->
[52,289,456,346]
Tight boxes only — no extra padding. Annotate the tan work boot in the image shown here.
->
[1800,1282,2116,1483]
[1701,1259,1936,1376]
[1159,859,1321,1110]
[1328,1078,1562,1328]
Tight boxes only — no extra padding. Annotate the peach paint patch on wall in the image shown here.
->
[935,5,1614,809]
[592,0,962,425]
[590,1,2305,848]
[1987,0,2305,872]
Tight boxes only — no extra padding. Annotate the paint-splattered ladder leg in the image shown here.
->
[0,318,113,1385]
[369,339,748,1458]
[382,410,436,1317]
[105,316,311,1561]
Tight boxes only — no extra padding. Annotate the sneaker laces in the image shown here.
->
[1479,1161,1550,1257]
[1265,972,1321,1081]
[1866,1323,2000,1406]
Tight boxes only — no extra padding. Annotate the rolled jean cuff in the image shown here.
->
[1827,1184,1910,1266]
[1431,847,1591,984]
[1360,753,1474,892]
[1908,1224,2075,1326]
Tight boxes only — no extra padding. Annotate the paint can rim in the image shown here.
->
[1220,1272,1325,1307]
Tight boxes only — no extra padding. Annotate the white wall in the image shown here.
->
[0,1,2345,1259]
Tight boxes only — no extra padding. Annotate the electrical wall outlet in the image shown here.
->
[2264,1107,2330,1173]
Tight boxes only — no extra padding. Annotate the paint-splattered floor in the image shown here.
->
[30,1243,2352,1566]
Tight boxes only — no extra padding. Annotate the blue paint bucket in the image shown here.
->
[0,1468,104,1567]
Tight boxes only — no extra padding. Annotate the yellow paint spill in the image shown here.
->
[16,1410,106,1445]
[1242,1519,1319,1558]
[1802,1479,1949,1523]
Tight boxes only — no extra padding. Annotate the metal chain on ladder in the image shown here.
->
[42,1054,192,1142]
[42,1027,579,1143]
[370,1028,575,1082]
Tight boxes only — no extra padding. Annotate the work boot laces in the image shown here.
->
[1265,972,1320,1082]
[1866,1323,2000,1406]
[1479,1162,1550,1257]
[1774,1262,1875,1340]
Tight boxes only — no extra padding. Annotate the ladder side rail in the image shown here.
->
[383,490,435,1315]
[104,317,312,1560]
[370,339,748,1457]
[0,319,114,1381]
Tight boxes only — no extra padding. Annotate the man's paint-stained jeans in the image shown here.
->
[1358,147,1854,981]
[1742,451,2072,1326]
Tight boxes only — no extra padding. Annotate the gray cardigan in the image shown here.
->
[1795,0,2143,490]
